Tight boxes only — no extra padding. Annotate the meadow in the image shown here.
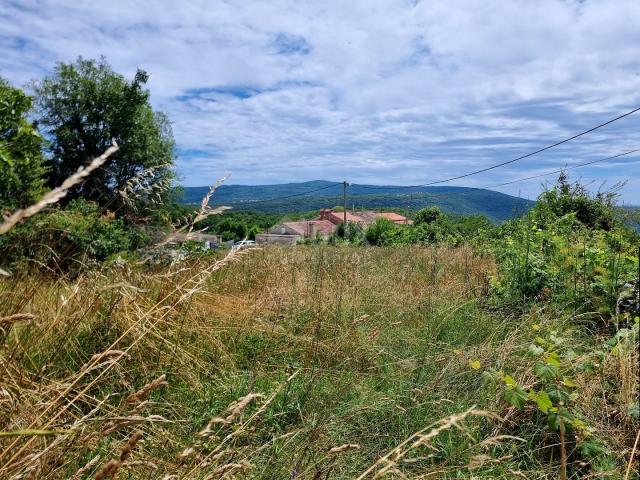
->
[1,242,637,479]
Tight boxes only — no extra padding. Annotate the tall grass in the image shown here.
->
[0,245,637,478]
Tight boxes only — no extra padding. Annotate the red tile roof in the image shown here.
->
[324,210,366,225]
[336,210,412,225]
[375,212,413,224]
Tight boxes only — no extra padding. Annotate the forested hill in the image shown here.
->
[180,181,534,222]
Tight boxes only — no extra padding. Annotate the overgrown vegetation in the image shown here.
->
[193,211,280,241]
[0,199,149,272]
[0,56,638,479]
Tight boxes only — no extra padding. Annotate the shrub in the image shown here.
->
[491,176,638,311]
[532,173,617,231]
[0,199,149,271]
[364,217,397,245]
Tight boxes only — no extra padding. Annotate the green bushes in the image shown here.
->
[0,199,148,270]
[360,208,495,246]
[490,177,638,313]
[193,211,280,241]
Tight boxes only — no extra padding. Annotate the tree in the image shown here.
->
[32,57,175,209]
[414,206,442,225]
[0,77,47,209]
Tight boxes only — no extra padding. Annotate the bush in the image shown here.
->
[532,173,617,231]
[0,199,149,271]
[491,176,638,311]
[364,217,397,245]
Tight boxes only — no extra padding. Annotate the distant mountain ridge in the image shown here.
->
[179,180,534,222]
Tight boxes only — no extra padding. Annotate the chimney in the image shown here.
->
[308,222,316,238]
[319,208,326,220]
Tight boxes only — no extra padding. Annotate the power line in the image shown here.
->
[358,147,640,192]
[206,147,638,213]
[484,148,640,189]
[330,147,639,208]
[353,105,640,190]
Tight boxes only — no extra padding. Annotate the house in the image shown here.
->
[267,220,336,237]
[356,211,413,225]
[255,219,336,245]
[256,208,412,245]
[319,208,367,225]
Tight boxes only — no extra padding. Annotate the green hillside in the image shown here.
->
[180,181,533,222]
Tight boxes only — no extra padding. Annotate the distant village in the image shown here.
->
[170,208,413,248]
[256,208,411,245]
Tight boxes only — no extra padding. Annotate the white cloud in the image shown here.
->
[1,0,640,201]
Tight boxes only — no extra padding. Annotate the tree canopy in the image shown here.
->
[32,57,175,209]
[0,77,47,209]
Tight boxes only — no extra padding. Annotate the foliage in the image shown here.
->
[0,77,47,209]
[414,206,442,225]
[335,220,365,244]
[32,57,175,210]
[481,317,638,476]
[532,172,618,231]
[485,326,588,432]
[194,211,280,241]
[364,217,397,245]
[0,199,149,270]
[359,211,495,247]
[491,176,639,312]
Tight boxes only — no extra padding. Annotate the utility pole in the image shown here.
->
[343,181,349,225]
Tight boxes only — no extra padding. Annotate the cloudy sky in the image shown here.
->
[1,0,640,202]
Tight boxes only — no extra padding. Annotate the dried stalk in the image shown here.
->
[94,430,143,480]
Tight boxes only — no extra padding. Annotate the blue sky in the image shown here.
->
[1,0,640,203]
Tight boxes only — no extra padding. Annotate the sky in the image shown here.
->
[1,0,640,203]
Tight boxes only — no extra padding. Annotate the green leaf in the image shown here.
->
[547,412,560,430]
[527,344,544,357]
[534,362,559,380]
[543,352,561,367]
[504,385,528,409]
[533,390,553,413]
[481,369,500,385]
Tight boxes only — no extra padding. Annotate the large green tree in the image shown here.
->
[0,77,47,209]
[32,57,175,208]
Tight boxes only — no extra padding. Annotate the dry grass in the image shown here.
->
[0,245,637,478]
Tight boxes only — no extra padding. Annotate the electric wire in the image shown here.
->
[352,106,640,190]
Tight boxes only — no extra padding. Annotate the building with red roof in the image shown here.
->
[256,208,412,245]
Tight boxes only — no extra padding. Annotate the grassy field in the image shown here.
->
[1,245,637,479]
